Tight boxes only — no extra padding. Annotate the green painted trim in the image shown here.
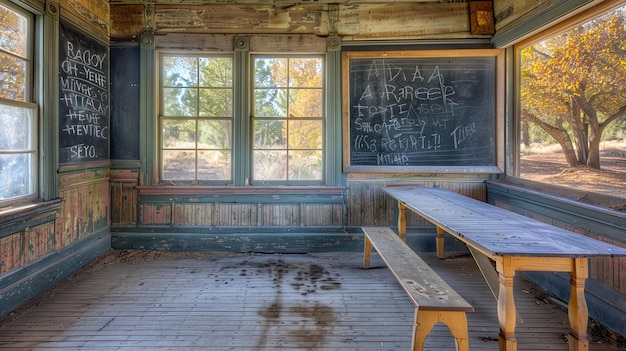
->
[504,47,516,177]
[326,38,343,187]
[110,228,467,254]
[139,34,156,186]
[486,181,626,243]
[139,192,343,204]
[111,226,355,234]
[233,37,250,186]
[38,5,59,200]
[0,230,110,318]
[0,199,62,238]
[491,0,596,48]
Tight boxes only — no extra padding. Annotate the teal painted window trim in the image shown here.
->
[0,0,59,207]
[141,36,343,188]
[491,0,597,48]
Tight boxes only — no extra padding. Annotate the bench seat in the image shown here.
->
[362,226,474,351]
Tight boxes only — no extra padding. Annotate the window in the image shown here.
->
[516,4,626,199]
[159,53,325,185]
[160,55,233,182]
[252,56,324,183]
[0,2,36,203]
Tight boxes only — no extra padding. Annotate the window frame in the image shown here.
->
[155,50,329,187]
[512,1,626,194]
[0,0,37,206]
[250,54,326,186]
[158,52,235,185]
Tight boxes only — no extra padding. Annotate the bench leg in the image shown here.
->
[412,310,470,351]
[363,235,373,269]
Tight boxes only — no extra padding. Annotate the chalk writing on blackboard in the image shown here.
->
[59,22,110,164]
[347,55,497,168]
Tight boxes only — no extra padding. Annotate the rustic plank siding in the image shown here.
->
[111,181,138,225]
[24,222,55,265]
[217,203,258,226]
[0,234,22,275]
[109,2,476,40]
[59,0,109,39]
[302,204,345,227]
[261,204,300,227]
[172,203,215,226]
[140,203,172,225]
[346,177,487,227]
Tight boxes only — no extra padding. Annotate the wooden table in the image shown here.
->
[383,186,626,351]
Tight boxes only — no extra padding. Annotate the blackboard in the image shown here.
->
[342,50,503,172]
[59,22,110,164]
[110,45,140,160]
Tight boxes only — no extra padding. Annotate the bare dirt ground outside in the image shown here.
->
[519,140,626,211]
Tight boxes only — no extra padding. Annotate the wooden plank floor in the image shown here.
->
[0,250,621,351]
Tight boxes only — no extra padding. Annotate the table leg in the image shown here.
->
[398,201,407,242]
[496,258,517,351]
[436,226,445,259]
[567,258,589,351]
[363,236,373,269]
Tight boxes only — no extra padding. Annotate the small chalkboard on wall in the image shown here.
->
[59,21,110,164]
[342,50,504,173]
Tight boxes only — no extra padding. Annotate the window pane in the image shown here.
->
[518,5,626,199]
[254,88,287,117]
[162,150,195,180]
[0,52,26,101]
[198,120,231,149]
[254,120,286,149]
[0,4,28,58]
[0,103,34,150]
[254,58,288,87]
[254,150,287,180]
[163,88,198,116]
[198,150,230,180]
[289,150,322,180]
[288,120,322,149]
[199,89,232,117]
[289,89,322,117]
[160,54,233,182]
[163,56,197,87]
[162,119,196,148]
[289,58,322,87]
[0,153,33,200]
[199,57,232,87]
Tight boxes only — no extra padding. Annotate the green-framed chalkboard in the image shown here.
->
[342,49,504,173]
[59,21,110,164]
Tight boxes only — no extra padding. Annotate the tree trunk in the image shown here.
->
[522,121,530,147]
[587,132,601,169]
[522,110,580,167]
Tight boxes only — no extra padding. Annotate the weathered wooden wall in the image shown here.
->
[0,207,58,275]
[108,0,565,41]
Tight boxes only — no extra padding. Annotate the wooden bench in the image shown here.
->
[362,226,474,351]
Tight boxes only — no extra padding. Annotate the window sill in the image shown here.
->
[488,177,626,213]
[137,185,344,196]
[0,199,63,236]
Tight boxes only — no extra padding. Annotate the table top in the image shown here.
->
[384,186,626,258]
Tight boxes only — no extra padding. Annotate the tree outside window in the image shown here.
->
[160,55,233,182]
[252,56,324,183]
[0,3,36,202]
[518,5,626,199]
